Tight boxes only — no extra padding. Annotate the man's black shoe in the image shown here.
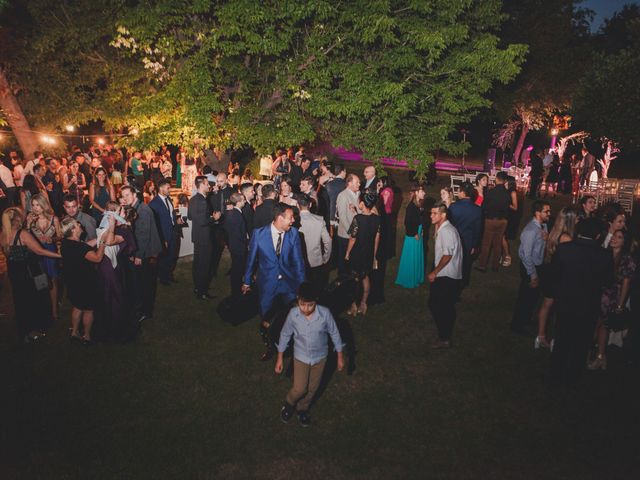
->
[195,292,215,300]
[280,403,295,423]
[298,411,311,427]
[138,314,150,324]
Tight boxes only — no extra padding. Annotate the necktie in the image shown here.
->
[275,232,283,257]
[165,196,174,225]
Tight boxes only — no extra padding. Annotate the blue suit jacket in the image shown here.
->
[149,195,176,244]
[244,225,306,314]
[449,198,482,253]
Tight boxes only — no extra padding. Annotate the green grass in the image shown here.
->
[1,176,639,480]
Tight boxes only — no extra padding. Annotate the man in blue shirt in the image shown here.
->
[511,200,551,335]
[276,282,344,427]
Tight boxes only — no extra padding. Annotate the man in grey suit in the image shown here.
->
[335,173,360,274]
[120,185,162,322]
[298,195,332,291]
[188,176,218,299]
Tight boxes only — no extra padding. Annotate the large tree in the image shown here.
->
[572,5,640,148]
[7,1,526,177]
[493,0,592,161]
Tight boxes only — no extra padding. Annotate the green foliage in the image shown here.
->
[8,1,525,178]
[573,48,640,147]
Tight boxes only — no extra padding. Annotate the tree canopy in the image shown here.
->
[2,0,526,176]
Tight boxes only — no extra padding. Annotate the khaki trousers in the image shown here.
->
[286,357,327,412]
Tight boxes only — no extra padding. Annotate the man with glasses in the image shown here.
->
[511,200,551,335]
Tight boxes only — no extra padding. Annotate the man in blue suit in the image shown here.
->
[243,203,306,360]
[449,182,482,288]
[149,179,182,285]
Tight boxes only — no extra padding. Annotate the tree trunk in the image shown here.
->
[0,68,39,162]
[512,124,529,167]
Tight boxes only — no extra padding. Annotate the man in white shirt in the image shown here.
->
[0,160,17,206]
[22,151,43,184]
[427,202,463,349]
[335,173,360,274]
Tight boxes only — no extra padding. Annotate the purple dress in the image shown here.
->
[99,225,137,339]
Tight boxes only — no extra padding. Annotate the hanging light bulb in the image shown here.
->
[65,125,75,132]
[97,137,106,145]
[41,135,56,145]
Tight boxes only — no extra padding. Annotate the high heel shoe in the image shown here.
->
[534,335,551,349]
[357,303,368,315]
[588,354,607,370]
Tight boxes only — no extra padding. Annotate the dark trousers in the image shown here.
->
[550,311,597,385]
[511,262,541,332]
[229,252,246,298]
[134,258,158,317]
[210,227,226,277]
[428,276,461,342]
[193,241,213,295]
[529,177,542,198]
[307,264,329,294]
[461,249,474,288]
[337,236,349,275]
[158,233,178,284]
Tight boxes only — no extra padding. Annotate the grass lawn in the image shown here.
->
[1,174,639,479]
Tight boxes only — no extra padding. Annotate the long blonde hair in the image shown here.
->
[30,192,54,219]
[2,207,24,251]
[545,207,578,262]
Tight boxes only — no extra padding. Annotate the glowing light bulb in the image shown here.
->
[41,135,56,145]
[97,138,106,145]
[130,128,139,135]
[65,125,75,132]
[550,128,559,136]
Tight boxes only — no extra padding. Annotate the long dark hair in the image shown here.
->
[22,174,40,195]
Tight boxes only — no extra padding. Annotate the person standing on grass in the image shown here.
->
[476,171,511,273]
[276,282,344,427]
[511,200,551,335]
[427,202,463,349]
[448,181,482,288]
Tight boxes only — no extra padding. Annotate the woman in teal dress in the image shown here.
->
[395,184,426,288]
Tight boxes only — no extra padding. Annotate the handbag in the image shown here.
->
[28,264,49,291]
[8,229,50,291]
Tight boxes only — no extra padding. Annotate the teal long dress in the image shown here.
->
[395,225,424,288]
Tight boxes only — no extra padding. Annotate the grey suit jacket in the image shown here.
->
[299,210,331,268]
[133,200,162,259]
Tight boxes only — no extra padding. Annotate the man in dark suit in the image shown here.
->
[240,182,255,235]
[361,165,377,193]
[253,183,277,229]
[223,193,249,298]
[120,185,162,322]
[449,182,483,288]
[207,172,233,277]
[188,176,217,299]
[528,149,544,199]
[243,203,306,360]
[149,179,182,285]
[549,217,613,386]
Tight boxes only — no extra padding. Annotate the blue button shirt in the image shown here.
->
[277,305,343,365]
[518,218,547,279]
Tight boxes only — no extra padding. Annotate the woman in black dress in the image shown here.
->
[345,192,380,316]
[1,207,61,342]
[61,215,113,345]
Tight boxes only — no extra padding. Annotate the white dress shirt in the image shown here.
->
[270,223,285,251]
[434,220,463,280]
[158,193,174,225]
[0,164,16,188]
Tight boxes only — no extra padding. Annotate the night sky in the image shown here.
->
[583,0,638,29]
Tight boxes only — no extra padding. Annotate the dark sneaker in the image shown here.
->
[280,403,294,423]
[298,411,311,427]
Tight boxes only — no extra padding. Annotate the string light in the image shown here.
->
[41,135,56,145]
[550,128,559,136]
[130,128,139,135]
[97,137,106,145]
[65,125,76,132]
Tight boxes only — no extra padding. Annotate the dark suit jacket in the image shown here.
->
[449,198,482,253]
[253,198,276,230]
[241,202,254,234]
[224,208,248,257]
[208,186,233,216]
[530,154,544,179]
[188,192,213,245]
[551,237,613,317]
[133,200,162,258]
[403,202,424,237]
[149,195,177,244]
[361,176,378,193]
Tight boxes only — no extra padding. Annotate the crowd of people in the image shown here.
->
[0,141,639,425]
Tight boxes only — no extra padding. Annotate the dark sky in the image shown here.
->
[582,0,638,29]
